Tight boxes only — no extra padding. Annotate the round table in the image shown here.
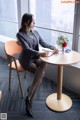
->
[40,50,80,112]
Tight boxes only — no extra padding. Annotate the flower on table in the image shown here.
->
[56,35,69,48]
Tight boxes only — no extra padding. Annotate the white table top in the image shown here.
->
[40,50,80,65]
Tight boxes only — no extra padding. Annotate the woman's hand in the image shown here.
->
[39,52,48,57]
[53,47,59,54]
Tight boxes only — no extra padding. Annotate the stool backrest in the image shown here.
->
[4,40,22,56]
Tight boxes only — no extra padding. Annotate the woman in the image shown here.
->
[16,13,58,118]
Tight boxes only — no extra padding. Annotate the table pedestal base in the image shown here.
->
[46,93,72,112]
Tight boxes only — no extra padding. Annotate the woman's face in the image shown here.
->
[29,16,35,29]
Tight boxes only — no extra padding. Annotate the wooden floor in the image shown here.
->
[0,57,80,120]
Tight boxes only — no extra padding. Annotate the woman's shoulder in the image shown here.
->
[17,31,26,37]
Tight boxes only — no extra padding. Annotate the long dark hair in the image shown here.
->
[19,13,33,32]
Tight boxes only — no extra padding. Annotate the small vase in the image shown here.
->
[62,47,64,53]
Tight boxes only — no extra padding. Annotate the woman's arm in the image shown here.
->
[36,31,55,50]
[35,31,58,54]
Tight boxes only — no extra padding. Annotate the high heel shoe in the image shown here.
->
[25,96,33,118]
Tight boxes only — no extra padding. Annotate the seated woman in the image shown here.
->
[16,13,58,118]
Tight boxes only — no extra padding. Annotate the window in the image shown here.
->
[29,0,74,49]
[0,0,18,38]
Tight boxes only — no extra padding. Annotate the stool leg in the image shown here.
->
[16,70,24,98]
[9,66,12,90]
[14,60,24,98]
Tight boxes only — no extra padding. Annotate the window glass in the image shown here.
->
[29,0,74,48]
[0,21,18,38]
[30,0,74,33]
[78,36,80,52]
[0,0,17,21]
[35,27,72,49]
[0,0,18,38]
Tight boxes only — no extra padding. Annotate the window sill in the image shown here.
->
[0,34,16,43]
[71,62,80,69]
[0,35,16,58]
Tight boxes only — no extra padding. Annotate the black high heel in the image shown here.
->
[25,96,33,118]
